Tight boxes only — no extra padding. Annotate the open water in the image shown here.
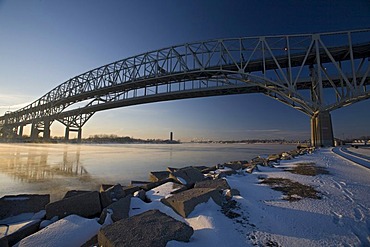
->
[0,143,296,201]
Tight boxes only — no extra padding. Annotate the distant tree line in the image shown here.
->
[190,139,309,144]
[84,134,180,144]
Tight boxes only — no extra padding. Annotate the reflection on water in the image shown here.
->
[0,145,90,182]
[0,143,297,201]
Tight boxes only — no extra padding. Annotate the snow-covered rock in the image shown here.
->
[0,195,49,220]
[45,191,101,220]
[98,210,193,247]
[15,215,101,247]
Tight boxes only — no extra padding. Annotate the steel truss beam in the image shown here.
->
[0,29,370,140]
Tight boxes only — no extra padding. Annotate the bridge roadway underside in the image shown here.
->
[4,91,336,147]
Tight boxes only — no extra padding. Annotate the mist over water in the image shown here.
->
[0,143,296,201]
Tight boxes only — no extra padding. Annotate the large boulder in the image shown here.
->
[267,154,281,162]
[149,171,170,182]
[140,178,179,191]
[45,191,101,220]
[169,167,205,186]
[99,195,131,224]
[0,210,45,246]
[122,186,141,196]
[146,182,186,202]
[251,156,268,166]
[161,188,222,218]
[100,184,126,208]
[63,190,91,199]
[194,179,231,190]
[100,184,114,192]
[16,215,101,247]
[224,161,243,171]
[201,166,217,174]
[1,220,41,246]
[0,194,50,220]
[98,210,193,247]
[0,237,7,247]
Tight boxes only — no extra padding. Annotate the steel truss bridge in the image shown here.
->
[1,29,370,146]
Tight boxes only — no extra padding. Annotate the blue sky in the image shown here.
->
[0,0,369,141]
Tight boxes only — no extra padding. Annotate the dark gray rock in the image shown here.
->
[0,194,50,220]
[99,195,131,224]
[98,210,193,247]
[267,154,281,162]
[243,163,257,173]
[224,189,241,200]
[81,235,98,247]
[100,184,114,192]
[289,149,300,157]
[167,167,179,173]
[45,191,101,220]
[100,184,126,208]
[192,166,209,171]
[169,167,205,186]
[133,189,147,201]
[161,188,222,218]
[122,186,141,196]
[280,152,293,160]
[140,178,179,191]
[201,166,217,174]
[3,220,41,246]
[194,179,231,190]
[224,162,243,171]
[215,169,236,177]
[0,237,8,247]
[149,171,170,182]
[251,157,268,166]
[63,190,91,199]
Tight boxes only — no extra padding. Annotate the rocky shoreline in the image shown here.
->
[0,146,314,247]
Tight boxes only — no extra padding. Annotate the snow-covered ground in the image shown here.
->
[333,146,370,169]
[3,148,370,246]
[347,146,370,158]
[171,148,370,246]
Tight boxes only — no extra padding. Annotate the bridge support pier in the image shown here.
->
[43,121,51,141]
[311,111,334,147]
[30,121,51,141]
[65,127,82,143]
[30,124,39,140]
[18,126,23,137]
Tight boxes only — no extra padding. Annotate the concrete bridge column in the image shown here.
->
[30,124,39,140]
[43,121,51,141]
[311,111,334,147]
[64,127,82,143]
[65,126,70,141]
[18,125,23,137]
[77,128,82,143]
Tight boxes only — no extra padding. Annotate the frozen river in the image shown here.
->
[0,143,297,201]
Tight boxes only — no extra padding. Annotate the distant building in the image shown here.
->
[170,132,173,141]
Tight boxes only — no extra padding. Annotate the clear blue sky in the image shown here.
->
[0,0,369,141]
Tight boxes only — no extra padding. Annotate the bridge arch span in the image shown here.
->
[1,29,370,146]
